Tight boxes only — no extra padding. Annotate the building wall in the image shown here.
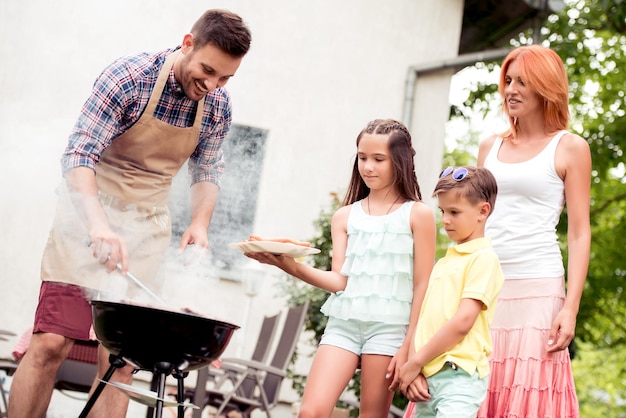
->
[0,0,463,404]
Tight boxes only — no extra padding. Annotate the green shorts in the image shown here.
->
[413,362,488,417]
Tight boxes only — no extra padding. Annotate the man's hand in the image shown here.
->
[179,223,210,250]
[86,228,128,273]
[65,167,129,272]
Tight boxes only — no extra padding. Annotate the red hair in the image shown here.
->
[499,45,570,140]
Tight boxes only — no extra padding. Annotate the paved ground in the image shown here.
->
[2,372,296,418]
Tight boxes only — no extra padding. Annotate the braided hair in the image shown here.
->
[343,119,422,206]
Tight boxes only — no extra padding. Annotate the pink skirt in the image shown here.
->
[478,277,579,418]
[404,277,579,418]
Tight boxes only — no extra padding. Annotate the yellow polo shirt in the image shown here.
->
[414,237,504,378]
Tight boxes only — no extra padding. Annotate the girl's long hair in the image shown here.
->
[342,119,422,206]
[499,45,570,140]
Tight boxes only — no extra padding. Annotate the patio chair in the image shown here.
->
[0,329,17,417]
[214,310,282,377]
[0,358,17,418]
[192,302,309,418]
[184,311,282,418]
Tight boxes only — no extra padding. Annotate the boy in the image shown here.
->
[396,166,504,417]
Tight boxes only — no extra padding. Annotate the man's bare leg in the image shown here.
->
[8,332,73,418]
[85,345,133,418]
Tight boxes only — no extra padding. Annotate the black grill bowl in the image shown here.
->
[91,300,239,372]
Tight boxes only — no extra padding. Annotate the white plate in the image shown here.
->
[100,380,198,409]
[229,241,321,258]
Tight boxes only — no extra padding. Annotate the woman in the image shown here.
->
[476,45,591,417]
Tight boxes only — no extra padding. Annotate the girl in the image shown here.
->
[246,119,436,417]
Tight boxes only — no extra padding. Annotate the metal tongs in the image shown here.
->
[114,263,167,306]
[84,237,167,306]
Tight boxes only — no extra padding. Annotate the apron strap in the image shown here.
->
[142,49,204,129]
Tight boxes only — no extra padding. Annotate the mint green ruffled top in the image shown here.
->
[320,200,415,325]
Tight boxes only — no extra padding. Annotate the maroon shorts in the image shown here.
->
[33,281,93,341]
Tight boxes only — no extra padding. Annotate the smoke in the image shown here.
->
[84,244,224,319]
[47,124,268,321]
[51,181,222,316]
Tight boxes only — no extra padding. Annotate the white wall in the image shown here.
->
[0,0,462,404]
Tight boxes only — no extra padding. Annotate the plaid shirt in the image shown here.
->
[61,47,231,186]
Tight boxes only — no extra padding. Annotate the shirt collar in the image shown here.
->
[167,47,186,99]
[168,68,185,99]
[447,237,492,255]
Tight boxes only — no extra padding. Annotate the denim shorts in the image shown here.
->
[412,362,488,417]
[319,316,407,356]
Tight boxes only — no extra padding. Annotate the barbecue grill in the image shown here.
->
[78,300,239,418]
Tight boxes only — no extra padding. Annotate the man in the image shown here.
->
[8,9,252,418]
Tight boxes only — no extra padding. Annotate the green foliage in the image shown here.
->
[456,63,502,120]
[442,128,479,168]
[573,341,626,416]
[527,0,626,357]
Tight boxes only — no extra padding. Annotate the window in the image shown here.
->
[169,124,268,275]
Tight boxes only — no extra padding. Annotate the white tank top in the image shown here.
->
[484,131,567,279]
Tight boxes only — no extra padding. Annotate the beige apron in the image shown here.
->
[41,50,203,296]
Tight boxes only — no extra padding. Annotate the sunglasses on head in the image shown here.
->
[440,166,469,181]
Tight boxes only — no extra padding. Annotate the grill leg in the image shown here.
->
[146,373,159,418]
[147,362,173,418]
[78,354,126,418]
[173,369,189,418]
[154,371,166,418]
